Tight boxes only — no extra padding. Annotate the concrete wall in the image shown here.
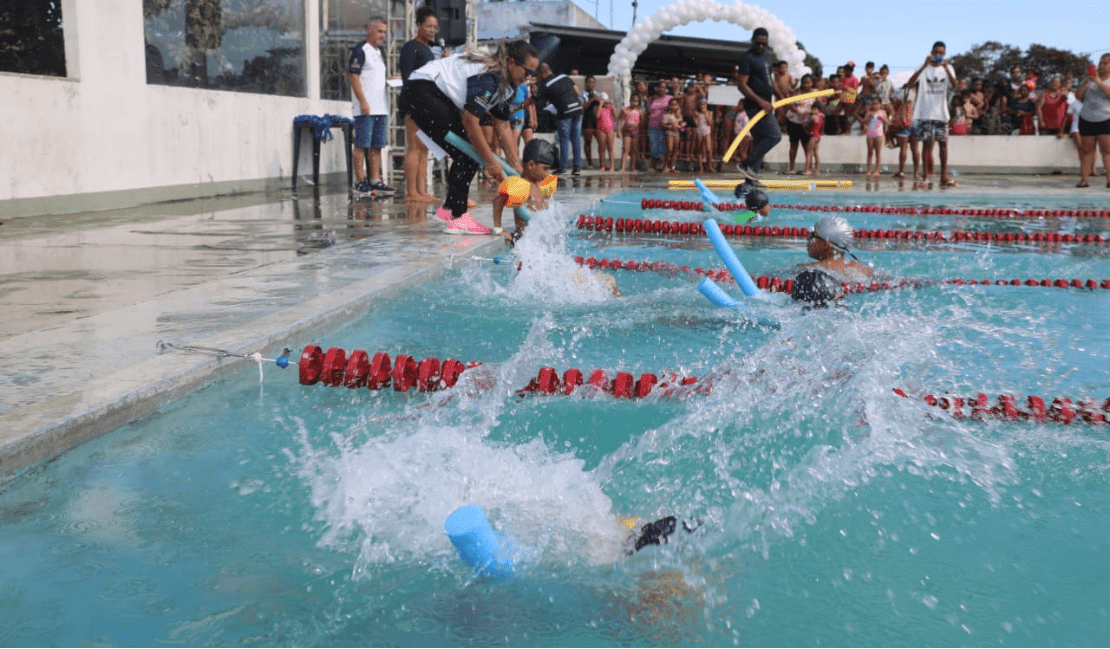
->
[1,0,351,218]
[761,133,1086,175]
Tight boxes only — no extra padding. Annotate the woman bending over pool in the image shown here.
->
[401,40,539,234]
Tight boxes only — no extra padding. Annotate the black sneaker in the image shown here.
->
[571,167,581,176]
[737,164,766,186]
[368,180,395,194]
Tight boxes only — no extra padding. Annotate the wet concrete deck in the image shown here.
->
[0,169,1103,478]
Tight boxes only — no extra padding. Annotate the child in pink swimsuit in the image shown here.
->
[618,95,643,172]
[864,101,888,177]
[595,92,616,171]
[804,104,824,175]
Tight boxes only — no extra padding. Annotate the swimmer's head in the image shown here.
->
[791,269,843,308]
[522,139,556,179]
[812,215,854,252]
[745,188,769,211]
[523,138,556,167]
[734,181,771,217]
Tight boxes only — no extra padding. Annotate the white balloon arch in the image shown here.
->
[606,0,812,81]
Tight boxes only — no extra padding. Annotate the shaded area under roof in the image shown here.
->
[528,23,749,81]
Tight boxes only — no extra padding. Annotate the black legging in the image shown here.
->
[400,79,482,217]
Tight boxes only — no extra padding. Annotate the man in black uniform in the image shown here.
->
[733,27,781,182]
[533,63,583,174]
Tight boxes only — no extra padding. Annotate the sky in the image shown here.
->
[581,0,1110,78]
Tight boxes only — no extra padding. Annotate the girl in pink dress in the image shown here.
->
[617,95,643,172]
[595,92,616,171]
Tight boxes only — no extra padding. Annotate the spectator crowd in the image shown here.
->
[352,15,1110,198]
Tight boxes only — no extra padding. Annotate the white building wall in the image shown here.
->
[1,0,351,217]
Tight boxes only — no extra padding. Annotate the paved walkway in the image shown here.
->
[0,170,1100,477]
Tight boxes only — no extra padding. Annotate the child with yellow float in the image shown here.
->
[492,139,558,243]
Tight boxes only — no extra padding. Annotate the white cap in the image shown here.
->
[814,216,853,251]
[597,91,609,102]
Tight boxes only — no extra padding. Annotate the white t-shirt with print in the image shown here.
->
[912,64,955,122]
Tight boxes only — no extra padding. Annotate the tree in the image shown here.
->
[950,41,1093,88]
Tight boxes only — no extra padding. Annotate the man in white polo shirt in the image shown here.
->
[349,17,395,195]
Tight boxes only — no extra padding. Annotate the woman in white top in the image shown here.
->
[401,40,539,233]
[1075,53,1110,188]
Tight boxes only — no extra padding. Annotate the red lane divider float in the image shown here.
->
[297,347,1108,425]
[577,214,1110,246]
[638,197,1110,219]
[894,388,1110,425]
[571,256,1110,293]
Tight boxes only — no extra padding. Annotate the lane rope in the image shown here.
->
[638,198,1110,219]
[295,346,1108,425]
[568,256,1110,292]
[575,214,1110,246]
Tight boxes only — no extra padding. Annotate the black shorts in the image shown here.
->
[1079,116,1110,137]
[786,120,811,145]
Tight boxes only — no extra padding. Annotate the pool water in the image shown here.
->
[1,188,1108,646]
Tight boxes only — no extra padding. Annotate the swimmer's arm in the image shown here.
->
[492,192,507,230]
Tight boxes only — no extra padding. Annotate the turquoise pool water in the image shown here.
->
[1,188,1108,646]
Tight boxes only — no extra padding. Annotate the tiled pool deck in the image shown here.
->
[0,170,1101,477]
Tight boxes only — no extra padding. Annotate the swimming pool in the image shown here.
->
[1,186,1108,646]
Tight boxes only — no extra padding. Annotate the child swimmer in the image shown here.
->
[731,180,771,223]
[492,138,558,241]
[493,139,620,295]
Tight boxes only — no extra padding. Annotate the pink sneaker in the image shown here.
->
[445,213,492,235]
[434,206,453,222]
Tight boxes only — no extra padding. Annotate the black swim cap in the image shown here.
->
[523,139,556,166]
[791,270,842,308]
[745,188,769,210]
[733,180,756,200]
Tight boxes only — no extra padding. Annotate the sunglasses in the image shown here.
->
[512,60,537,76]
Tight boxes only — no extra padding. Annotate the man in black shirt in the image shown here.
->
[400,7,439,202]
[733,27,781,182]
[534,63,583,174]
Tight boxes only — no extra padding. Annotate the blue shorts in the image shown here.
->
[895,124,915,139]
[914,119,947,143]
[354,114,388,149]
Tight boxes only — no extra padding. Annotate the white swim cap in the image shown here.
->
[813,216,854,251]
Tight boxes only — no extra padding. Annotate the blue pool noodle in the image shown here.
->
[694,179,721,211]
[704,218,761,297]
[444,131,534,222]
[698,277,741,307]
[444,505,514,578]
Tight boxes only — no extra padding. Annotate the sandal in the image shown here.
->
[1076,181,1089,187]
